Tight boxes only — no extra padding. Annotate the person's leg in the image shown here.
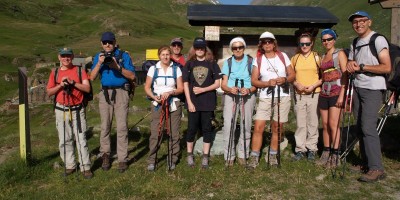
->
[294,94,307,154]
[114,89,129,163]
[352,87,367,166]
[147,105,162,166]
[305,94,320,153]
[223,94,237,161]
[56,107,76,170]
[237,94,256,160]
[328,105,342,150]
[99,90,113,157]
[73,108,91,172]
[169,101,182,165]
[201,111,213,168]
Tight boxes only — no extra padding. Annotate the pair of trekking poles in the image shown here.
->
[61,83,86,182]
[153,98,174,171]
[226,79,248,168]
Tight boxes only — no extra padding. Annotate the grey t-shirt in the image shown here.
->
[349,31,389,90]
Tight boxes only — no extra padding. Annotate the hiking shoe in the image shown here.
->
[268,154,278,167]
[225,160,234,167]
[326,154,340,169]
[147,164,155,172]
[307,151,317,161]
[201,156,209,169]
[358,170,386,182]
[82,170,93,179]
[101,154,111,171]
[187,154,195,168]
[167,163,176,171]
[63,168,75,176]
[292,152,305,161]
[247,155,259,170]
[315,151,330,166]
[118,162,128,173]
[238,158,247,166]
[349,164,369,174]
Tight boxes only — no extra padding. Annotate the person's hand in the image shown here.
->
[193,86,204,95]
[240,87,250,95]
[295,82,305,92]
[60,77,74,86]
[160,92,171,101]
[188,102,196,112]
[153,95,162,103]
[269,79,277,87]
[276,77,287,86]
[335,94,344,108]
[346,61,359,74]
[230,87,239,95]
[304,85,315,93]
[98,53,105,64]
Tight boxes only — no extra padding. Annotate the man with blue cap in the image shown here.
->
[91,32,135,173]
[346,11,391,182]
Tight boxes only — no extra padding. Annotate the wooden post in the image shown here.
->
[391,8,400,45]
[18,67,32,164]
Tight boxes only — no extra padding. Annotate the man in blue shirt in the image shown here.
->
[91,32,135,173]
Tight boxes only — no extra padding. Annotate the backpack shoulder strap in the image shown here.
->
[247,55,253,76]
[77,66,83,83]
[257,51,262,75]
[227,56,233,79]
[292,53,301,72]
[54,67,59,84]
[276,50,286,67]
[352,37,359,61]
[151,65,159,91]
[369,33,381,59]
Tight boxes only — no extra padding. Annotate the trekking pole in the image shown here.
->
[377,91,396,134]
[240,79,247,166]
[164,99,173,171]
[277,85,281,168]
[129,111,151,132]
[62,91,67,182]
[332,102,344,179]
[266,86,275,168]
[66,87,81,181]
[154,99,167,171]
[226,79,239,168]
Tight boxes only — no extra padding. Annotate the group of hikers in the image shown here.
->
[46,10,390,183]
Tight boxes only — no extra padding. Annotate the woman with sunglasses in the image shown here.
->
[291,33,322,162]
[221,37,257,167]
[316,29,348,168]
[248,31,295,169]
[182,37,221,169]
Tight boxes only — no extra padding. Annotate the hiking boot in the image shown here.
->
[358,170,386,182]
[201,156,209,169]
[63,168,75,176]
[118,162,128,173]
[292,152,305,161]
[238,158,247,166]
[225,160,234,167]
[307,151,317,161]
[349,164,369,174]
[315,151,330,166]
[187,154,195,168]
[167,163,176,171]
[147,164,155,172]
[326,154,340,169]
[101,154,111,171]
[247,155,259,170]
[82,170,93,179]
[268,154,278,167]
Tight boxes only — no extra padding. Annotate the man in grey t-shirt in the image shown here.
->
[346,11,391,183]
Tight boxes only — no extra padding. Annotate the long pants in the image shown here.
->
[55,103,91,171]
[186,111,213,143]
[294,93,319,153]
[99,88,129,163]
[148,101,182,165]
[223,94,256,161]
[353,87,384,170]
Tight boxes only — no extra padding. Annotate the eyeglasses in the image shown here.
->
[321,37,335,42]
[299,42,312,47]
[171,43,182,47]
[102,41,114,45]
[352,18,369,25]
[261,40,274,45]
[231,46,245,51]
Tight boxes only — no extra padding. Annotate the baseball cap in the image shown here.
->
[101,31,116,41]
[348,11,371,22]
[170,37,183,46]
[193,37,207,48]
[59,47,73,55]
[259,31,276,40]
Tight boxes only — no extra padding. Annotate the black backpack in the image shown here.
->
[352,33,400,91]
[54,66,93,107]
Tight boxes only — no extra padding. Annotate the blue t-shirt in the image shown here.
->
[221,55,252,88]
[91,48,135,87]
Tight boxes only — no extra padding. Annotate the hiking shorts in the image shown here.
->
[318,95,339,110]
[253,96,291,122]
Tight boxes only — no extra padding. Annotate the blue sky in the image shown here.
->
[219,0,252,5]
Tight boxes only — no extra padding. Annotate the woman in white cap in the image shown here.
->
[221,37,257,167]
[291,33,322,162]
[248,31,295,169]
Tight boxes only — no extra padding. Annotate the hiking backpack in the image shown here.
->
[352,33,400,91]
[226,54,253,80]
[54,66,93,107]
[115,50,136,99]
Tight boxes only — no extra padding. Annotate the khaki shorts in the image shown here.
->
[253,96,291,122]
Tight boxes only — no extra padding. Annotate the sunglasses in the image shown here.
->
[171,43,182,47]
[60,54,72,58]
[231,46,245,51]
[299,42,312,47]
[321,37,335,42]
[102,41,114,45]
[261,40,274,45]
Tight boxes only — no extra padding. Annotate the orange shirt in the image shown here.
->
[47,66,88,106]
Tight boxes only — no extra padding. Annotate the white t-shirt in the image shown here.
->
[147,61,182,102]
[252,52,292,98]
[349,31,389,90]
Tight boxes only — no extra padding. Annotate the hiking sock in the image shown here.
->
[323,147,331,152]
[269,150,277,155]
[250,151,260,157]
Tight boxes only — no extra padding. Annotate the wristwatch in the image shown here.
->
[359,64,365,72]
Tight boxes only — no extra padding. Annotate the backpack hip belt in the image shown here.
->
[321,79,341,96]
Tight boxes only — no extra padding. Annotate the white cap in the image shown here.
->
[229,37,246,49]
[259,31,275,40]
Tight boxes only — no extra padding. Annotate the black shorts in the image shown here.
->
[318,95,339,110]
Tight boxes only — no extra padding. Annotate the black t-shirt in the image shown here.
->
[182,60,221,111]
